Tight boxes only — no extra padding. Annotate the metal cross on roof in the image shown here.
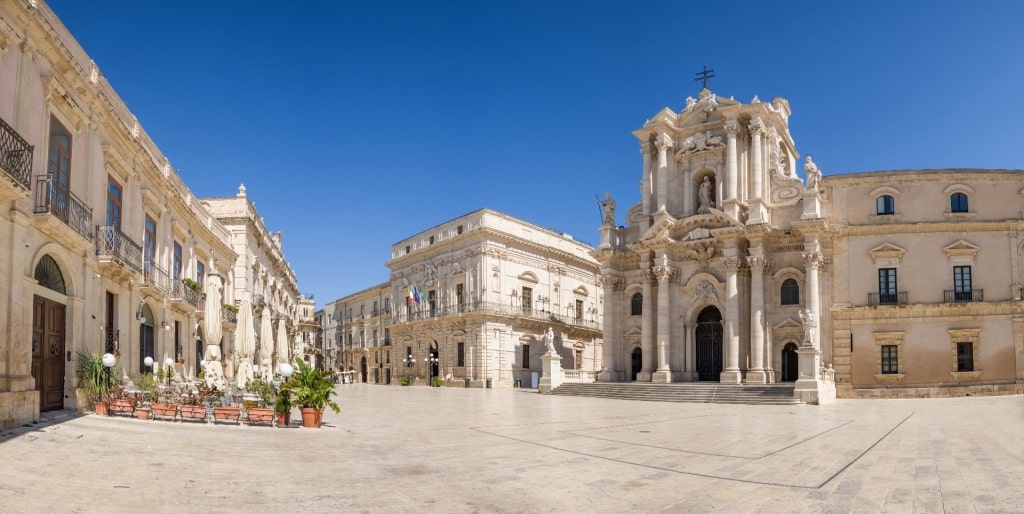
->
[694,65,715,89]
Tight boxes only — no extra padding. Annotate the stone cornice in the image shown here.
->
[837,220,1023,237]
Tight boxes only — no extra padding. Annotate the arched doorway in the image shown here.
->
[695,306,723,381]
[32,255,67,412]
[360,356,368,383]
[630,347,641,381]
[781,342,799,382]
[138,305,155,372]
[428,342,439,385]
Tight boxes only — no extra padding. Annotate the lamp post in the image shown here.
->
[101,353,116,403]
[426,353,438,386]
[164,357,174,387]
[403,354,416,384]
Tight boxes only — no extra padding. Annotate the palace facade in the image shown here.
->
[0,2,303,428]
[596,87,1024,401]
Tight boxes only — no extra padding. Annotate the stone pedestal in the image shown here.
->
[722,199,741,221]
[635,371,652,382]
[538,353,563,393]
[801,190,822,220]
[652,370,672,383]
[793,343,835,404]
[747,199,767,225]
[599,225,616,249]
[719,370,742,384]
[745,370,767,384]
[597,369,618,382]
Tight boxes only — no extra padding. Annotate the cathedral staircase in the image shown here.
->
[548,382,802,406]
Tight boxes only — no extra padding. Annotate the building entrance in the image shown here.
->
[695,306,723,381]
[781,343,799,382]
[630,348,641,381]
[32,295,66,411]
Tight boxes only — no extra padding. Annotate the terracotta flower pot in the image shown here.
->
[136,408,151,420]
[246,407,274,425]
[276,411,291,427]
[94,401,108,416]
[300,407,320,428]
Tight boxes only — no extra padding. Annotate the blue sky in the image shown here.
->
[46,1,1024,308]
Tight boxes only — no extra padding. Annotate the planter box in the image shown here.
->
[179,405,207,422]
[151,403,178,420]
[213,406,241,424]
[108,399,136,417]
[246,407,275,425]
[136,408,151,420]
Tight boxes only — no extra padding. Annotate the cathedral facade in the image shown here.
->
[596,87,1024,401]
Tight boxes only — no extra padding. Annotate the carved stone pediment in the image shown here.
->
[868,243,906,264]
[641,213,678,240]
[942,240,980,258]
[774,317,803,330]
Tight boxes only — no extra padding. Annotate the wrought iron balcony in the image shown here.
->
[391,301,602,330]
[33,175,93,241]
[170,280,204,310]
[868,292,907,306]
[94,225,143,273]
[944,289,984,303]
[223,305,238,324]
[142,258,171,294]
[0,117,32,193]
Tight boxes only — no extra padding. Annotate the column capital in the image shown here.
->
[802,251,823,270]
[640,269,656,283]
[748,256,770,274]
[722,256,743,272]
[652,265,676,283]
[655,132,674,151]
[724,118,740,135]
[748,116,765,135]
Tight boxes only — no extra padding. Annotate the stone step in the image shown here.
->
[549,382,803,405]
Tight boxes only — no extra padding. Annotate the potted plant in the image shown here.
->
[273,387,292,427]
[400,376,411,386]
[280,357,340,428]
[178,390,207,422]
[432,376,444,387]
[107,386,136,416]
[181,277,202,292]
[245,377,276,425]
[77,352,116,415]
[131,372,157,420]
[151,384,179,420]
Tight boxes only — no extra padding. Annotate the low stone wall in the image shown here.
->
[839,382,1024,399]
[0,391,40,430]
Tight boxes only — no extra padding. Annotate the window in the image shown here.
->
[956,342,974,372]
[457,225,464,235]
[521,286,533,314]
[630,293,643,315]
[429,236,434,245]
[954,266,972,301]
[405,245,411,254]
[878,268,897,305]
[106,176,122,229]
[428,290,436,317]
[406,346,412,364]
[457,342,465,367]
[780,279,800,305]
[384,328,390,345]
[384,297,391,314]
[48,117,72,214]
[522,344,530,369]
[372,300,378,316]
[876,195,894,215]
[197,261,205,287]
[881,345,898,374]
[575,299,583,321]
[372,329,378,345]
[173,242,183,280]
[950,193,968,213]
[456,283,464,312]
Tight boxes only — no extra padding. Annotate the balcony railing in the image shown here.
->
[94,225,143,273]
[0,117,33,190]
[142,258,171,293]
[391,301,601,330]
[944,289,984,303]
[33,175,93,240]
[223,305,238,324]
[868,292,907,306]
[170,280,204,310]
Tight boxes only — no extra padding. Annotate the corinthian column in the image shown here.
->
[597,274,619,382]
[748,117,766,224]
[802,244,823,349]
[720,254,743,384]
[652,254,675,384]
[724,119,740,219]
[638,267,655,382]
[747,249,768,384]
[655,133,673,215]
[640,144,652,222]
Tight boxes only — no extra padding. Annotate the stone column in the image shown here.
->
[684,322,697,381]
[652,255,675,383]
[747,248,768,384]
[655,133,673,215]
[747,117,766,224]
[640,144,652,229]
[597,274,619,382]
[721,254,742,384]
[638,267,655,382]
[803,244,823,346]
[723,119,740,219]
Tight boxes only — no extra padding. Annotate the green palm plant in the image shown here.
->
[78,352,116,405]
[280,357,340,414]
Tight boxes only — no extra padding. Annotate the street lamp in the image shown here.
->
[403,354,416,383]
[426,353,439,386]
[164,357,174,386]
[101,353,116,403]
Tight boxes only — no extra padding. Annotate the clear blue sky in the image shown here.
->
[46,0,1024,308]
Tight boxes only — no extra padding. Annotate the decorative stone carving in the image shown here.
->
[802,251,823,269]
[722,256,742,271]
[697,175,714,213]
[694,280,718,302]
[598,190,616,225]
[655,132,674,152]
[682,243,715,268]
[804,156,821,191]
[639,269,656,283]
[677,131,724,155]
[747,256,769,273]
[748,117,765,135]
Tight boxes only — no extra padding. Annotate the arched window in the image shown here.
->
[950,192,968,213]
[630,293,643,315]
[876,195,894,215]
[781,278,800,305]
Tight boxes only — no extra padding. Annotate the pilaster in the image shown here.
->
[652,254,676,384]
[638,266,655,382]
[724,119,740,219]
[720,252,742,384]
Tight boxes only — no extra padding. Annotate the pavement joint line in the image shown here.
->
[813,411,917,489]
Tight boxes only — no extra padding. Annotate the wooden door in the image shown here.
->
[32,295,66,411]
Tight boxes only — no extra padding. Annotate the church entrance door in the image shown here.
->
[695,306,723,381]
[630,348,641,381]
[781,343,799,382]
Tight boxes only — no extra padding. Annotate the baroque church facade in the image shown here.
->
[595,86,1024,401]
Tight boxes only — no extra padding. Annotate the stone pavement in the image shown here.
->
[1,385,1023,513]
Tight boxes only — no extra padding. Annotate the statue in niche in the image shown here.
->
[697,176,714,214]
[804,156,821,191]
[598,190,616,225]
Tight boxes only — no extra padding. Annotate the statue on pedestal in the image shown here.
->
[543,327,556,355]
[804,156,821,191]
[598,191,616,225]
